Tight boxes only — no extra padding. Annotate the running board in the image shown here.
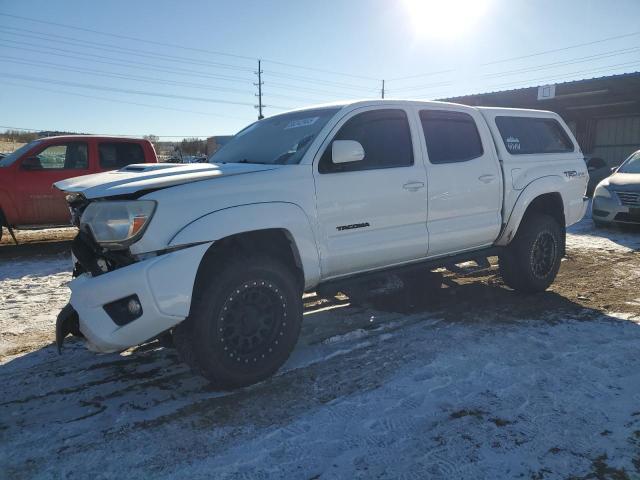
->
[316,246,503,293]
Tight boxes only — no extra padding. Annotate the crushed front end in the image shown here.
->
[56,193,210,354]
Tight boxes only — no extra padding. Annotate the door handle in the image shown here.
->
[403,181,425,191]
[478,174,496,183]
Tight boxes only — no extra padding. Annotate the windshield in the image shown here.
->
[618,150,640,174]
[0,140,42,168]
[210,108,341,165]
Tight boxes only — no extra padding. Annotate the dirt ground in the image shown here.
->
[0,226,76,249]
[1,221,639,478]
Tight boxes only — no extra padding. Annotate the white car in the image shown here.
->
[55,100,589,388]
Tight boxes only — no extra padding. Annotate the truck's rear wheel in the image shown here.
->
[499,213,563,292]
[175,255,303,389]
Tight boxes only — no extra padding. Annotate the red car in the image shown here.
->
[0,136,158,242]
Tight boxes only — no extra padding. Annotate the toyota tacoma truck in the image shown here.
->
[54,100,588,388]
[0,135,158,242]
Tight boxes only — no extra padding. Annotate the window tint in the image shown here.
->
[99,142,145,169]
[34,143,88,170]
[420,110,483,164]
[319,109,413,173]
[495,116,574,155]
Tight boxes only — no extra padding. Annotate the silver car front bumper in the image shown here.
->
[592,192,640,224]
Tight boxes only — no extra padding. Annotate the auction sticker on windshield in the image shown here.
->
[285,117,319,129]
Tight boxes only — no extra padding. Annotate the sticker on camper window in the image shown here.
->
[505,136,521,151]
[285,117,319,129]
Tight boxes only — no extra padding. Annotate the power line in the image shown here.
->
[387,30,640,85]
[416,61,640,101]
[0,38,373,104]
[0,13,256,60]
[387,68,455,82]
[0,42,254,85]
[3,73,257,106]
[389,47,640,97]
[264,92,336,103]
[484,46,640,78]
[385,80,453,93]
[0,35,255,74]
[0,50,356,101]
[0,56,252,95]
[265,80,364,99]
[397,59,640,101]
[488,59,640,90]
[0,80,249,119]
[481,30,640,66]
[0,26,256,74]
[261,58,378,81]
[259,69,377,93]
[0,12,374,81]
[0,24,379,92]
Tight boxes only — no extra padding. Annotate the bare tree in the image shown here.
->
[180,137,207,156]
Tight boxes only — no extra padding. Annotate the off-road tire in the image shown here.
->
[499,213,563,293]
[175,255,303,389]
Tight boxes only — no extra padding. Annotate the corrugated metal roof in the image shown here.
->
[442,71,640,101]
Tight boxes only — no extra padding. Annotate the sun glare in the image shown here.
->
[402,0,492,39]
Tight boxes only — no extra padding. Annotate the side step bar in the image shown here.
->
[316,246,503,293]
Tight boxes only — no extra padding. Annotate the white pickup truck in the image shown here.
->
[55,100,588,388]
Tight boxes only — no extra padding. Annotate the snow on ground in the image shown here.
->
[0,253,71,357]
[566,205,640,253]
[1,217,639,479]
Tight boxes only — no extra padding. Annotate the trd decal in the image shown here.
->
[563,170,585,178]
[336,222,370,231]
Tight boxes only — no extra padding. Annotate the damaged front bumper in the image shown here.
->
[57,241,211,353]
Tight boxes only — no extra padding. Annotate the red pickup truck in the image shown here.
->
[0,136,158,242]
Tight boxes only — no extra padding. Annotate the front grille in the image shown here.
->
[614,212,640,224]
[615,191,640,206]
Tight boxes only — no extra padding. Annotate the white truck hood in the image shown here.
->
[54,162,281,199]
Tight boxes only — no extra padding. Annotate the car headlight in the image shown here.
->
[81,200,156,249]
[593,182,612,199]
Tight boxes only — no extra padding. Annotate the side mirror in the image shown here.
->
[20,156,42,171]
[332,140,364,164]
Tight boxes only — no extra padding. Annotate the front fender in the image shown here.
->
[169,202,321,289]
[495,176,568,246]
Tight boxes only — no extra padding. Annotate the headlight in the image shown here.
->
[593,182,612,199]
[81,200,156,248]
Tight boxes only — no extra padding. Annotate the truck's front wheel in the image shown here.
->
[499,213,563,292]
[174,255,303,389]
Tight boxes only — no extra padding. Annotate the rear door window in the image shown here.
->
[420,110,484,164]
[99,142,145,169]
[495,116,574,155]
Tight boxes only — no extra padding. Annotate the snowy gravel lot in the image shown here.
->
[1,217,639,479]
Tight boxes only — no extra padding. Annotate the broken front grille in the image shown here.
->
[615,191,640,206]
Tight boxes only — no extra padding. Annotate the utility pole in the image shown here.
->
[254,59,264,120]
[381,79,385,99]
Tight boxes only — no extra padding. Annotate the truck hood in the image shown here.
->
[54,162,281,199]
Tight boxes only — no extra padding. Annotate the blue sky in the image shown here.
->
[0,0,639,139]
